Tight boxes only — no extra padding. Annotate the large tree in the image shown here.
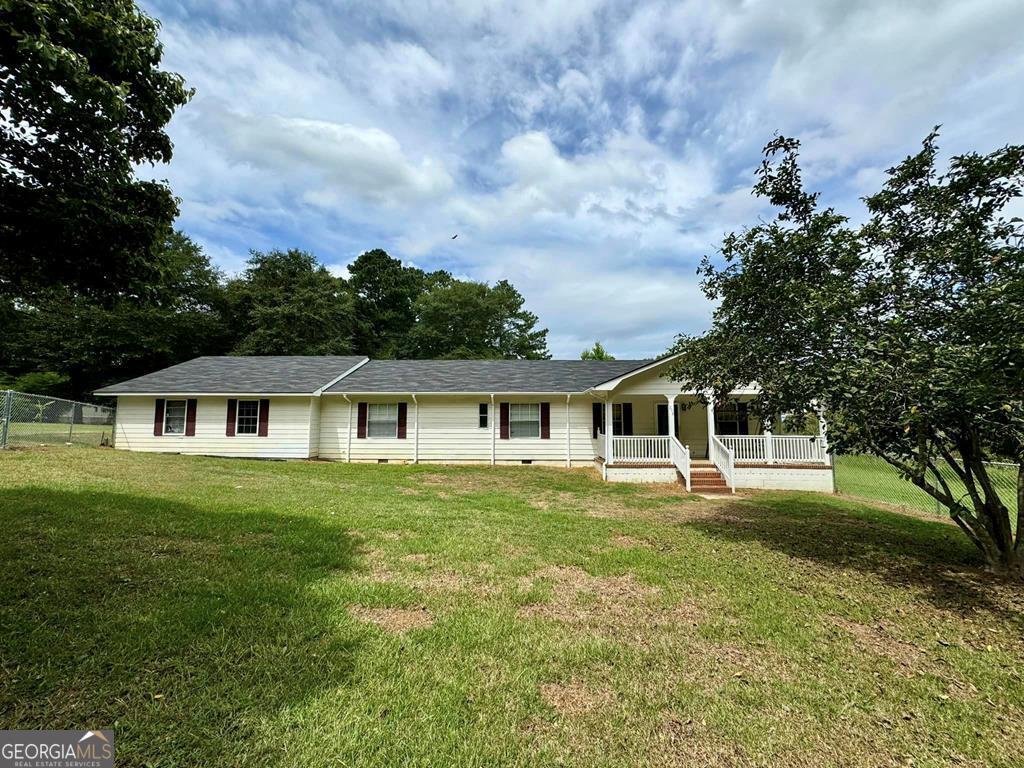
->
[670,131,1024,576]
[0,0,192,300]
[401,279,550,359]
[7,231,227,397]
[224,249,356,356]
[347,249,425,358]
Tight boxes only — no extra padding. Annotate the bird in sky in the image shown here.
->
[451,234,458,239]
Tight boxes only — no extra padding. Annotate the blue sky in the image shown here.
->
[141,0,1024,358]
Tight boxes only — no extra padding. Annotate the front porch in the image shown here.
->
[592,394,831,492]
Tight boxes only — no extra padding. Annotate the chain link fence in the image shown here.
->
[0,390,116,449]
[834,453,1018,520]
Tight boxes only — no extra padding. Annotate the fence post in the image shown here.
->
[67,402,75,444]
[764,430,774,464]
[0,390,11,449]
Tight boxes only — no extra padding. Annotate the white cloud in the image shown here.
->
[141,0,1024,357]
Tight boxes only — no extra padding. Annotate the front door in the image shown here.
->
[656,403,683,438]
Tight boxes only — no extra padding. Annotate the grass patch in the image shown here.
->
[835,453,1019,521]
[1,447,1022,767]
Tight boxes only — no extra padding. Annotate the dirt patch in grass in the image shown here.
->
[350,605,433,633]
[518,566,706,642]
[528,491,580,511]
[830,616,925,674]
[653,712,750,768]
[357,548,499,598]
[581,495,726,524]
[540,681,614,716]
[608,533,650,549]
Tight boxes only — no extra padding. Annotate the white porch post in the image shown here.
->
[666,394,677,441]
[764,429,773,464]
[605,397,614,466]
[704,388,715,458]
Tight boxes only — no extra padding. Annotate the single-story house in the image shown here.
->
[94,355,834,492]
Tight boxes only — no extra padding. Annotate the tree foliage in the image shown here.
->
[6,232,227,396]
[580,341,614,360]
[348,249,425,358]
[224,249,356,356]
[670,131,1024,576]
[403,279,550,359]
[0,0,192,300]
[2,241,550,396]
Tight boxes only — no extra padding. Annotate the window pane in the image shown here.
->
[509,403,540,438]
[164,400,186,435]
[237,400,259,434]
[367,403,398,438]
[479,403,488,428]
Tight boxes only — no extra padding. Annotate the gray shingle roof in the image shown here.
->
[94,356,368,395]
[324,359,651,393]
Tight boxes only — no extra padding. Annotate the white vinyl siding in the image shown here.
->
[114,396,315,458]
[319,395,599,464]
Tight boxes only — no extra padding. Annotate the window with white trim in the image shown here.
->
[236,399,260,435]
[164,400,187,435]
[612,403,624,436]
[367,403,399,437]
[509,403,540,438]
[478,403,488,428]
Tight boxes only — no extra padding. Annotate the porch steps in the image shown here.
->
[688,461,730,492]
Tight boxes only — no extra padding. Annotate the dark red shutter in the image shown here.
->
[499,402,510,439]
[357,402,368,438]
[226,399,237,436]
[540,402,550,439]
[623,403,633,436]
[185,399,197,436]
[397,402,407,438]
[258,399,270,437]
[592,403,602,438]
[153,399,165,436]
[738,402,749,435]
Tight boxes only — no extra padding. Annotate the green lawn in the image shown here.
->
[1,448,1021,767]
[4,421,112,447]
[835,454,1019,520]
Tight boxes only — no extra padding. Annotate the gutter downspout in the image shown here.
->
[342,394,353,463]
[565,394,571,468]
[490,393,496,466]
[411,394,419,464]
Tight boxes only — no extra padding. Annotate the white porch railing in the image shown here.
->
[670,437,691,490]
[710,435,736,492]
[718,435,829,465]
[611,435,670,464]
